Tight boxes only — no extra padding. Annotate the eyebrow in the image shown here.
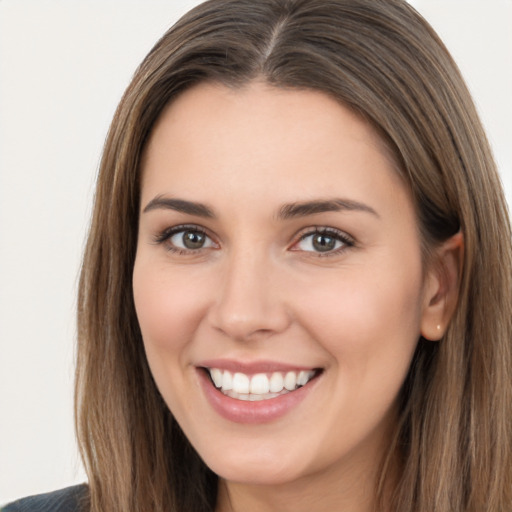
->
[142,195,379,220]
[277,198,379,220]
[143,196,214,218]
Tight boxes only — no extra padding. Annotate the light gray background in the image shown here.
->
[1,0,511,504]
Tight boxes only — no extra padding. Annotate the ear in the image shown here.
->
[420,232,464,341]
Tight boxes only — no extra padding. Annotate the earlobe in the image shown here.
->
[420,231,464,341]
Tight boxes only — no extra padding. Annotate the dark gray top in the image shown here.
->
[2,485,88,512]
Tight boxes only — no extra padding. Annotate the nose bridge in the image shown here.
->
[209,242,290,340]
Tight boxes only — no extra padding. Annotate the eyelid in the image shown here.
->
[152,223,354,256]
[290,226,355,256]
[153,224,218,252]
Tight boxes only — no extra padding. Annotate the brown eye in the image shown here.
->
[293,228,354,255]
[311,233,337,252]
[161,227,216,252]
[180,230,206,249]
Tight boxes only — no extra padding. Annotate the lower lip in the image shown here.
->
[197,369,319,424]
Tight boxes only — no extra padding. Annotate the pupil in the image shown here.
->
[313,234,335,252]
[183,231,205,249]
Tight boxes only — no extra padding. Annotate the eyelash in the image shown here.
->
[153,224,214,255]
[293,227,355,257]
[153,224,355,257]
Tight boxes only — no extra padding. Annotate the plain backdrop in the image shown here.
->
[0,0,511,504]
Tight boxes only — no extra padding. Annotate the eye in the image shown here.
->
[292,228,354,255]
[170,229,213,250]
[154,225,217,253]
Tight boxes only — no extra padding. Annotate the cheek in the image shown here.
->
[293,260,424,375]
[132,258,215,418]
[132,259,211,354]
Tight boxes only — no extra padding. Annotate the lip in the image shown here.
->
[197,358,318,375]
[197,363,321,424]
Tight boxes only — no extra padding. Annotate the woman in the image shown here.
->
[4,0,511,511]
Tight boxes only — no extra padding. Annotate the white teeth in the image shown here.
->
[269,372,284,393]
[221,370,233,391]
[210,368,223,388]
[207,368,317,400]
[250,373,270,394]
[297,370,309,386]
[284,371,297,391]
[232,372,250,394]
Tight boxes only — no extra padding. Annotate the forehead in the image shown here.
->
[145,81,396,165]
[140,81,410,220]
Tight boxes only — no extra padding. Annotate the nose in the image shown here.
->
[207,249,291,342]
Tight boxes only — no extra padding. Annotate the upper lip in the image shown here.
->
[197,359,321,374]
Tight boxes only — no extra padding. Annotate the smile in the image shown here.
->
[197,363,323,423]
[206,368,319,401]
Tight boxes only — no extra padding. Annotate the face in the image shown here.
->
[133,82,435,490]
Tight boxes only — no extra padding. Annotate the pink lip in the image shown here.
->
[197,366,321,424]
[197,358,318,374]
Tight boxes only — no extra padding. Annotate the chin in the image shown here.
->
[213,462,303,487]
[199,440,315,486]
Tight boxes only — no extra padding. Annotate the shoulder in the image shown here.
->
[2,485,89,512]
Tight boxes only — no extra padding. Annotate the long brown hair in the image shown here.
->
[75,1,512,510]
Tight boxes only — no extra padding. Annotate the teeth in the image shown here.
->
[297,370,309,386]
[221,370,232,391]
[269,372,284,393]
[232,372,250,394]
[250,373,270,394]
[207,368,316,400]
[284,371,297,391]
[210,368,223,388]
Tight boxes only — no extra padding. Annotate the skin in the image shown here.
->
[133,81,461,512]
